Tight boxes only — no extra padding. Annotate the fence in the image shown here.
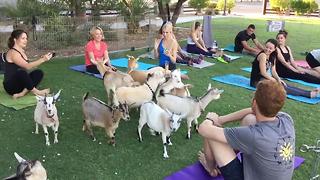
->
[0,14,161,56]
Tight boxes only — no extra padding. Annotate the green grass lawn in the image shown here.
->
[1,17,320,179]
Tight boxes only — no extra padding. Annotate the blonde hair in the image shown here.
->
[89,26,104,40]
[162,21,173,33]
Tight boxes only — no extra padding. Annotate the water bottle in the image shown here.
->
[212,40,218,49]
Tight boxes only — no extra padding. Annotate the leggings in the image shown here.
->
[86,64,100,74]
[277,67,320,84]
[284,84,311,98]
[3,69,43,95]
[186,44,214,56]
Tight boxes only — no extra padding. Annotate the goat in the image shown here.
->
[82,92,130,146]
[96,60,137,104]
[34,90,61,146]
[170,84,193,97]
[127,55,189,84]
[138,101,182,158]
[4,152,47,180]
[113,71,166,107]
[157,84,223,139]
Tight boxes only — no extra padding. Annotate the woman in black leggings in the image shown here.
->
[3,29,52,99]
[276,30,320,84]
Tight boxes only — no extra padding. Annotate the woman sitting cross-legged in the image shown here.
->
[84,26,117,74]
[3,29,51,99]
[154,22,178,70]
[250,38,320,98]
[186,21,222,57]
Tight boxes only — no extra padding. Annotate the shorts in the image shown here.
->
[306,53,320,68]
[218,157,244,180]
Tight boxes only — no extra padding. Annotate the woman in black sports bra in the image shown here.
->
[3,29,52,99]
[276,30,320,84]
[250,39,319,98]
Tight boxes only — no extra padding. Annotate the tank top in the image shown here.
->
[158,39,171,66]
[250,51,275,87]
[276,46,290,73]
[3,48,28,83]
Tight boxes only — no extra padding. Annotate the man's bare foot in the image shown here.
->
[198,151,220,177]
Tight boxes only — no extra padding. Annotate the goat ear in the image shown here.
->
[216,89,224,94]
[36,95,44,102]
[165,108,172,116]
[207,83,212,90]
[54,89,62,101]
[14,152,26,163]
[136,57,140,61]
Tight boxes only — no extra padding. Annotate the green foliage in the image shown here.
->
[270,0,291,11]
[188,0,210,12]
[117,0,149,32]
[205,2,218,15]
[216,0,236,13]
[1,0,62,20]
[291,0,319,15]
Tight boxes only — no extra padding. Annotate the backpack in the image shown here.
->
[0,52,6,74]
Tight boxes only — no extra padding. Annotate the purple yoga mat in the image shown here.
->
[164,156,304,180]
[295,60,310,68]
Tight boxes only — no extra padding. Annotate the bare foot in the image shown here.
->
[310,90,318,98]
[12,92,26,99]
[198,151,220,177]
[34,88,50,96]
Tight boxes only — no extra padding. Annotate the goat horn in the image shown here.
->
[14,152,26,163]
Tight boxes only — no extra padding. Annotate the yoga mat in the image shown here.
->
[0,76,36,110]
[222,44,235,52]
[241,67,320,88]
[192,60,215,69]
[165,156,304,180]
[69,64,103,79]
[211,74,320,104]
[203,15,214,49]
[111,58,157,70]
[295,60,310,69]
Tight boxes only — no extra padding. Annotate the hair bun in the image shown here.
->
[279,29,288,35]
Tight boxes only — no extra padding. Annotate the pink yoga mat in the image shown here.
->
[165,156,304,180]
[295,60,310,69]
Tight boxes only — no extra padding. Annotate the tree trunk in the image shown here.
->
[157,0,187,26]
[171,0,187,26]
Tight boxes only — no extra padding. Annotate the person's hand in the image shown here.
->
[111,66,117,72]
[42,53,53,61]
[278,79,287,87]
[205,112,222,127]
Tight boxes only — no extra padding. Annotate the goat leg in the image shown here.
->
[42,126,50,146]
[35,122,39,134]
[186,118,193,139]
[53,122,59,144]
[194,118,199,133]
[162,133,169,158]
[167,136,172,146]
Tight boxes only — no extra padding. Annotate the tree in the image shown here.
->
[216,0,235,14]
[155,0,187,26]
[2,0,62,18]
[269,0,291,12]
[291,0,318,15]
[58,0,86,17]
[188,0,210,14]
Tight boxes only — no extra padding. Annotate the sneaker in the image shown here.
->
[222,55,231,63]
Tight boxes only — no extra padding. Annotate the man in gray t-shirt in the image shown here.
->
[198,80,295,180]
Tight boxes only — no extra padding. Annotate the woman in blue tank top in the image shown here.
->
[154,22,178,70]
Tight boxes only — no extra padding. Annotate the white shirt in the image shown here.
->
[310,49,320,61]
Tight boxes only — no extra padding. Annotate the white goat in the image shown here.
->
[34,90,61,146]
[157,84,223,139]
[138,101,182,158]
[82,92,130,145]
[113,71,166,107]
[4,152,47,180]
[96,61,137,104]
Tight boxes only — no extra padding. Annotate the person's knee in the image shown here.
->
[33,69,44,78]
[241,114,256,126]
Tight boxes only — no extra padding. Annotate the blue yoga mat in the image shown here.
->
[222,44,235,52]
[165,156,304,180]
[69,64,103,79]
[111,57,156,70]
[211,74,320,104]
[241,67,320,88]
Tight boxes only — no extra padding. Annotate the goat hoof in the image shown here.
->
[54,140,58,144]
[138,138,142,142]
[92,138,97,142]
[185,134,191,139]
[46,142,50,146]
[163,154,169,159]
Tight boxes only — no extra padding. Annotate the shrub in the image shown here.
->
[216,0,236,14]
[188,0,210,14]
[205,2,218,15]
[270,0,291,11]
[291,0,319,15]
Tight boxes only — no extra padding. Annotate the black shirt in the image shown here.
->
[250,51,275,87]
[234,30,256,52]
[276,46,291,73]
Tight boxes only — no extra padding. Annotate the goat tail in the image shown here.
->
[83,92,89,101]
